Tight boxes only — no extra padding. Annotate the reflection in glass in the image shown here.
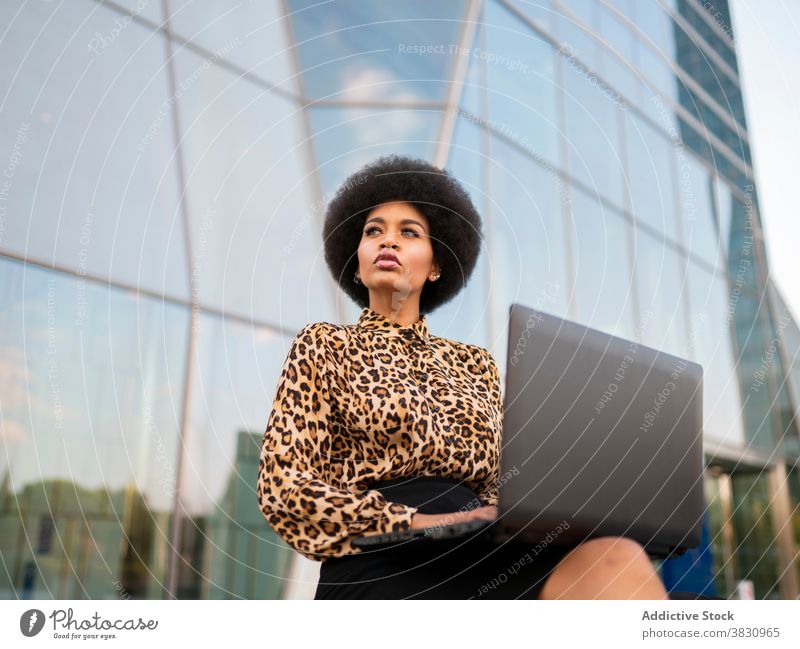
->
[703,469,733,598]
[173,50,335,331]
[432,118,489,348]
[512,0,557,32]
[166,0,294,91]
[177,314,296,599]
[560,0,595,25]
[626,110,681,245]
[554,2,601,70]
[702,463,783,600]
[674,9,746,172]
[713,176,734,261]
[487,136,570,370]
[485,1,560,167]
[685,260,745,447]
[773,371,798,458]
[637,43,679,103]
[678,154,724,272]
[631,227,689,357]
[0,257,188,599]
[635,1,677,62]
[728,290,777,452]
[563,56,626,209]
[570,187,637,339]
[116,0,163,24]
[287,0,468,103]
[723,194,760,295]
[597,4,639,104]
[0,1,188,301]
[768,284,800,458]
[308,106,442,199]
[459,21,484,119]
[787,467,800,577]
[730,471,781,599]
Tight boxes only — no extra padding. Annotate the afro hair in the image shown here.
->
[322,154,484,315]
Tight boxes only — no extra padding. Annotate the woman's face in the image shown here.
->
[356,201,439,307]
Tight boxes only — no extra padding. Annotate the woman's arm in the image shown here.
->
[256,323,418,562]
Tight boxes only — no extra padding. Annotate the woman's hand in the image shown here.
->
[410,505,498,531]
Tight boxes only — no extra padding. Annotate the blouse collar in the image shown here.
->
[356,306,431,343]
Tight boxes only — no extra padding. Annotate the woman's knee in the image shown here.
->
[552,535,650,576]
[538,536,653,598]
[576,535,650,566]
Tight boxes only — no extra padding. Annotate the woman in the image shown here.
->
[256,154,669,599]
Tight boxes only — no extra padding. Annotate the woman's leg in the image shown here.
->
[538,536,669,600]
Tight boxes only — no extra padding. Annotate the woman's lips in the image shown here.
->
[375,259,400,269]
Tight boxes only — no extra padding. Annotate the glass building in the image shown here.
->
[1,0,798,599]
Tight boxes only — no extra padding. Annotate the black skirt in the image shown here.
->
[314,475,573,599]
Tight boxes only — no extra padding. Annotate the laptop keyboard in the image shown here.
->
[353,518,492,548]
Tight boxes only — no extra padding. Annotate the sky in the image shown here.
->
[730,0,800,321]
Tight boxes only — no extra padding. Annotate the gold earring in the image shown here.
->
[430,271,440,281]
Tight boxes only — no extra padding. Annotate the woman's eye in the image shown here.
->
[364,226,420,237]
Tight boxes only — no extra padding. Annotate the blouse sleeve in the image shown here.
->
[475,347,503,507]
[256,322,419,562]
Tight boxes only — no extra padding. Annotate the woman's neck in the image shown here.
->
[367,296,421,327]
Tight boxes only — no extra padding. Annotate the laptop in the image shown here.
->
[352,302,704,559]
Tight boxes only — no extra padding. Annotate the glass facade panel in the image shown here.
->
[570,187,637,339]
[714,175,734,261]
[1,0,795,601]
[769,285,800,458]
[287,0,468,102]
[563,55,626,209]
[703,469,731,598]
[789,466,800,581]
[459,23,485,119]
[673,6,748,170]
[625,110,682,245]
[487,135,570,372]
[597,4,640,104]
[166,0,295,91]
[0,1,189,301]
[631,227,689,358]
[686,260,746,447]
[679,153,724,272]
[600,49,641,111]
[635,1,677,61]
[637,43,679,103]
[723,193,760,295]
[729,290,779,452]
[0,257,188,599]
[560,0,594,26]
[729,471,782,599]
[433,118,490,348]
[554,5,601,69]
[308,106,442,198]
[176,314,295,599]
[511,0,557,32]
[598,3,635,61]
[703,463,784,600]
[116,0,163,25]
[173,50,335,331]
[485,0,560,167]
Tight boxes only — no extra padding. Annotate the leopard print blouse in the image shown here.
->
[256,306,503,562]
